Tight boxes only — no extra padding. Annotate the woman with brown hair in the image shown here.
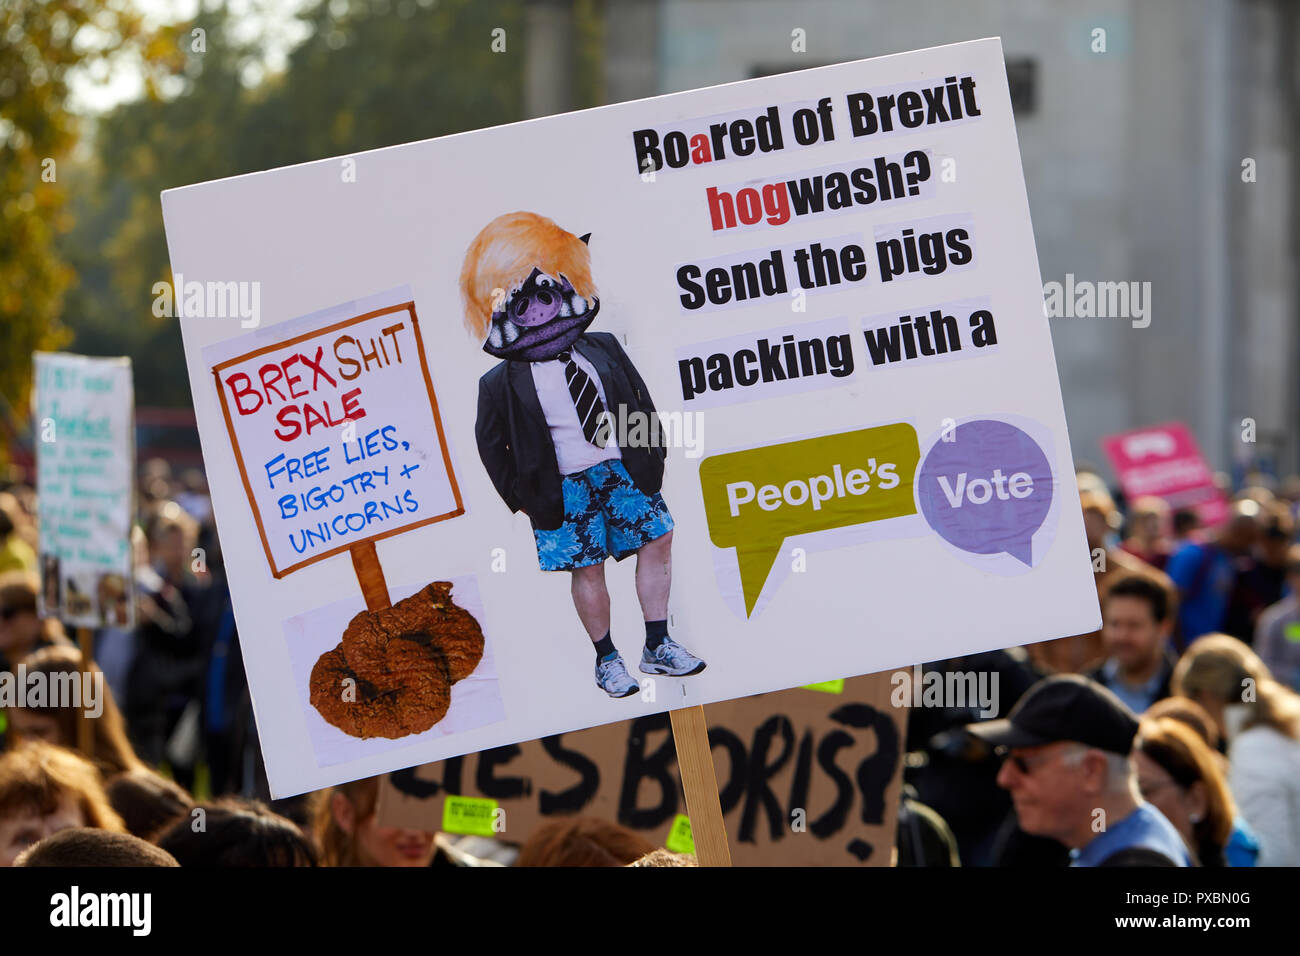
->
[5,644,145,777]
[1134,717,1236,866]
[1143,695,1262,866]
[310,775,436,866]
[1173,633,1300,865]
[0,571,72,672]
[0,740,125,866]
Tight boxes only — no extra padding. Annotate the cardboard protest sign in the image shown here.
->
[162,38,1098,798]
[34,353,136,629]
[376,674,907,866]
[1102,423,1228,527]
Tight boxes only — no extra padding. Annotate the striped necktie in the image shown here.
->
[557,350,608,446]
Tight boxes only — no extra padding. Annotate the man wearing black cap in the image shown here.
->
[967,674,1191,866]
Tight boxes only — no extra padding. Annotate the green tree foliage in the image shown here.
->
[60,0,527,408]
[0,0,174,419]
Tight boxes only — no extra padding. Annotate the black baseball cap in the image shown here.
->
[965,674,1139,756]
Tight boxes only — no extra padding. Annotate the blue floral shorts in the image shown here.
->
[531,459,674,571]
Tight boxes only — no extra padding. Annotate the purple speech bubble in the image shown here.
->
[916,420,1053,566]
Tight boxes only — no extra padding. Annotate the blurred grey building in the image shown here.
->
[527,0,1300,480]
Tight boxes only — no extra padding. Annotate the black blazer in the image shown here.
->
[474,331,667,530]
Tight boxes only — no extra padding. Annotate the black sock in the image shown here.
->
[645,619,669,651]
[594,631,616,660]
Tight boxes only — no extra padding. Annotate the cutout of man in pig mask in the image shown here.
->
[462,211,706,699]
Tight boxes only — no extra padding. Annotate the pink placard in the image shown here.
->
[1102,423,1228,526]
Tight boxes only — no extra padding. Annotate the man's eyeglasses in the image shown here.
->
[998,747,1061,776]
[0,605,23,621]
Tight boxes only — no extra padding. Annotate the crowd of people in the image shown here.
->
[1,457,1298,867]
[905,473,1300,867]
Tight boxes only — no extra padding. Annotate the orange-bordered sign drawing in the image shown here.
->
[210,299,464,579]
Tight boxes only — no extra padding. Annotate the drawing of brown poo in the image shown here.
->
[341,581,483,685]
[340,612,418,688]
[392,581,484,682]
[312,580,482,740]
[309,643,451,740]
[381,636,453,731]
[309,645,390,738]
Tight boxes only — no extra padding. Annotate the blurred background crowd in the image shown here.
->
[1,458,1298,866]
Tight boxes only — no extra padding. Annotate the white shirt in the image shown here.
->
[1229,723,1300,866]
[530,351,621,476]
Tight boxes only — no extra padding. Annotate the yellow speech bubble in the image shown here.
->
[699,424,920,616]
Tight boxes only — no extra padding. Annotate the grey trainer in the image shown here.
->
[596,652,641,698]
[640,637,706,677]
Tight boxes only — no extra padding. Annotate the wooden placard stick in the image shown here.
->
[76,626,94,757]
[350,540,392,612]
[669,705,731,867]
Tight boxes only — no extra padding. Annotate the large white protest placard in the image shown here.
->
[163,39,1100,798]
[34,353,136,629]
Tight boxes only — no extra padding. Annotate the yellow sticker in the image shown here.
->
[442,795,499,837]
[803,679,845,694]
[1285,622,1300,644]
[665,814,695,854]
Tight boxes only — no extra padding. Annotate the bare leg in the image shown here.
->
[571,562,611,642]
[634,529,673,621]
